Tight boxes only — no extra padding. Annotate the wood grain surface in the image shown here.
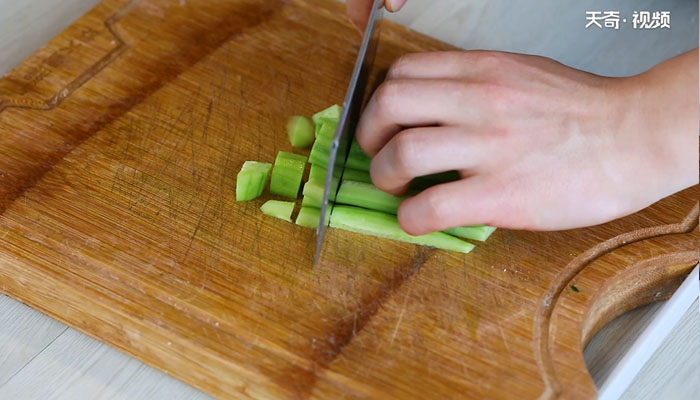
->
[0,0,697,399]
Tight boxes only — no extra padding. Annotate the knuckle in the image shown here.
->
[354,121,370,152]
[355,128,370,153]
[476,82,511,115]
[369,157,384,189]
[475,51,508,70]
[424,189,450,223]
[368,159,385,188]
[392,132,419,177]
[374,80,401,114]
[387,54,413,79]
[454,79,472,95]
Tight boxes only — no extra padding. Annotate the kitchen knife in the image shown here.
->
[313,0,384,269]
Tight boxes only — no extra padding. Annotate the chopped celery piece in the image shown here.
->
[312,104,342,125]
[296,206,331,229]
[309,136,369,171]
[336,180,406,214]
[270,151,307,198]
[260,200,295,222]
[287,116,314,148]
[236,161,271,201]
[303,177,338,202]
[444,225,497,242]
[302,195,321,208]
[309,135,332,167]
[308,164,328,183]
[346,140,371,171]
[296,206,320,228]
[302,180,323,202]
[330,206,474,254]
[309,164,369,185]
[311,103,341,143]
[317,121,338,140]
[342,168,372,184]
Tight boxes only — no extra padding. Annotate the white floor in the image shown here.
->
[1,0,698,398]
[0,296,212,400]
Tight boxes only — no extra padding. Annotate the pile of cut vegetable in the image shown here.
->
[235,105,496,254]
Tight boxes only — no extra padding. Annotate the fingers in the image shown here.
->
[397,178,500,235]
[356,79,480,156]
[385,0,407,12]
[370,127,483,194]
[347,0,408,31]
[346,0,374,31]
[386,51,512,80]
[387,52,475,80]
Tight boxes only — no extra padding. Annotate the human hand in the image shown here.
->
[346,0,407,31]
[356,50,698,235]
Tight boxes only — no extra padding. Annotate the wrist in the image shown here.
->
[614,57,698,200]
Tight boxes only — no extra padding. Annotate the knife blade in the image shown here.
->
[313,0,384,269]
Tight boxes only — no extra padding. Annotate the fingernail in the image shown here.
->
[386,0,407,12]
[397,198,423,236]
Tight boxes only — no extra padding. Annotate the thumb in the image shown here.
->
[397,177,502,235]
[346,0,372,31]
[385,0,408,12]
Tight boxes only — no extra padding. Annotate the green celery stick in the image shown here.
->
[302,180,323,202]
[235,161,272,201]
[303,177,338,202]
[260,200,295,222]
[314,120,322,138]
[342,168,372,184]
[308,164,328,183]
[309,135,332,167]
[309,164,369,185]
[301,195,321,208]
[311,103,341,143]
[309,137,369,171]
[317,121,338,140]
[330,206,474,254]
[296,206,320,228]
[295,206,331,229]
[444,225,497,242]
[287,116,314,148]
[336,180,406,214]
[312,104,342,125]
[270,151,307,198]
[346,140,371,171]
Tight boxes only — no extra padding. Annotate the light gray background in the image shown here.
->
[2,1,698,76]
[385,0,698,77]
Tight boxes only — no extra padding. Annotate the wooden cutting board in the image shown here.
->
[0,0,697,398]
